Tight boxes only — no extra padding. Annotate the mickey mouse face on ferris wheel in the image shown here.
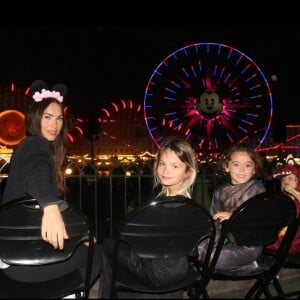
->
[197,92,223,118]
[143,42,273,153]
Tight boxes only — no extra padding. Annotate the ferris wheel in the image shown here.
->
[143,42,273,153]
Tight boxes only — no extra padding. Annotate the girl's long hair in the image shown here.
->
[25,98,68,194]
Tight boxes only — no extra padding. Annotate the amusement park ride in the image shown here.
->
[143,42,273,154]
[0,42,299,162]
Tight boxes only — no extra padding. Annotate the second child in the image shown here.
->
[198,143,266,270]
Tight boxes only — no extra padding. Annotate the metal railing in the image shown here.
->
[62,158,221,242]
[0,156,275,242]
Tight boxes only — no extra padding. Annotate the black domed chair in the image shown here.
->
[109,195,216,299]
[0,196,95,299]
[196,191,297,299]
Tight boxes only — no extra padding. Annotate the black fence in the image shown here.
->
[0,156,279,242]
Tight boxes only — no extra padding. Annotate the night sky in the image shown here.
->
[0,26,299,126]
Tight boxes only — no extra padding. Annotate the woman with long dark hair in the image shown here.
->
[1,79,102,286]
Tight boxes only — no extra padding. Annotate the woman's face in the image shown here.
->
[226,151,256,185]
[281,174,298,191]
[156,148,190,194]
[41,102,64,141]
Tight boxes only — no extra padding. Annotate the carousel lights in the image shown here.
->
[65,168,73,175]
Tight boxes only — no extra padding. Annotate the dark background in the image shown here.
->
[0,26,298,127]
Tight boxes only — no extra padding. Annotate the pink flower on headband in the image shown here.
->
[32,89,63,103]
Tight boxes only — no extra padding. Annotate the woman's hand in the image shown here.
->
[41,204,69,249]
[213,211,232,222]
[284,186,300,201]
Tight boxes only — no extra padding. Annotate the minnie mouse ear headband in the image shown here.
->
[30,80,68,103]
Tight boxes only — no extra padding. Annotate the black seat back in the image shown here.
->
[226,191,296,246]
[0,196,90,265]
[211,191,297,271]
[110,195,216,297]
[118,195,215,259]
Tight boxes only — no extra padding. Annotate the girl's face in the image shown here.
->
[41,102,64,141]
[225,151,256,185]
[281,174,298,191]
[157,149,190,195]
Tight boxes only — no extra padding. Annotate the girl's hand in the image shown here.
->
[41,204,69,249]
[213,211,232,222]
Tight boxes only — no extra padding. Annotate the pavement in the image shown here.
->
[89,268,300,299]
